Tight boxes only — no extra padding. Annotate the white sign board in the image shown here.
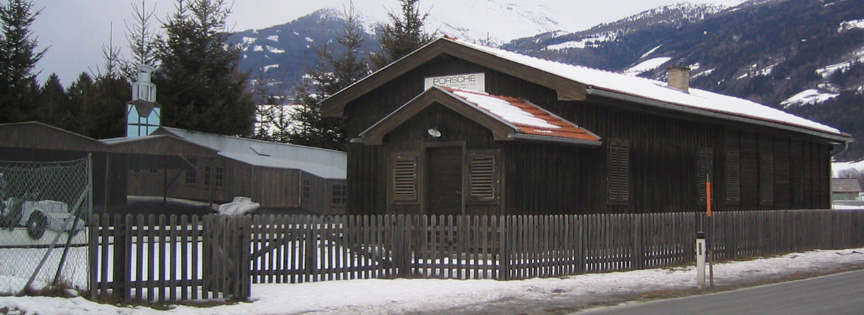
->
[424,73,485,92]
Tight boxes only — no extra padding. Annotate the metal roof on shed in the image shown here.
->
[157,127,346,179]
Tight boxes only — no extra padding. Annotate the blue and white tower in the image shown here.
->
[126,65,161,137]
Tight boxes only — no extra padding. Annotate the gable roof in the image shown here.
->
[156,127,346,179]
[832,178,862,193]
[0,121,108,152]
[321,37,851,144]
[361,86,601,146]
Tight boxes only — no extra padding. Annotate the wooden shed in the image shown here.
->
[0,122,126,208]
[122,127,348,214]
[831,178,862,201]
[0,122,347,214]
[321,37,852,216]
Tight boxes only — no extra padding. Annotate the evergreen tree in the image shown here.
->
[289,2,369,150]
[154,0,254,135]
[81,74,129,139]
[36,73,73,129]
[0,0,45,123]
[66,72,95,134]
[124,0,158,74]
[370,0,433,70]
[77,41,131,139]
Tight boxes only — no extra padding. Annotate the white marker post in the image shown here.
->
[696,231,706,288]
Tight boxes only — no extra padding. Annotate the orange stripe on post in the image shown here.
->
[706,178,712,217]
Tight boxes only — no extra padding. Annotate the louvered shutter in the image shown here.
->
[608,140,630,204]
[469,153,496,200]
[392,155,418,201]
[725,150,741,204]
[760,153,775,206]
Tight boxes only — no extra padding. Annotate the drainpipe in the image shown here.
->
[830,141,849,158]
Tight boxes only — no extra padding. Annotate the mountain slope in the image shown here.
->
[506,0,864,160]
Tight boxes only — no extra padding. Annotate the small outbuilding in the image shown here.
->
[121,127,347,214]
[831,178,862,201]
[321,37,852,216]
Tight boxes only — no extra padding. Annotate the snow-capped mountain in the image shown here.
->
[231,0,864,159]
[504,0,864,160]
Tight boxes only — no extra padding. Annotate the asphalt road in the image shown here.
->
[578,269,864,315]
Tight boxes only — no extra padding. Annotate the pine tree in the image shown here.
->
[370,0,433,70]
[77,42,131,139]
[0,0,45,123]
[66,72,95,134]
[289,2,369,150]
[82,74,129,139]
[36,73,73,129]
[154,0,254,135]
[125,0,158,70]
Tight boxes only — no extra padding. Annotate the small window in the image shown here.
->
[332,183,346,205]
[185,157,197,184]
[469,152,496,200]
[215,167,224,187]
[608,139,630,204]
[725,150,741,204]
[204,166,211,187]
[302,179,310,200]
[132,167,141,174]
[149,168,158,175]
[392,155,418,202]
[760,153,775,206]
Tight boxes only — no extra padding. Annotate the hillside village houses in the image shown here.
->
[321,36,851,216]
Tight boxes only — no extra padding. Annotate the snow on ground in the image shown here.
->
[546,33,618,50]
[2,248,863,314]
[780,89,839,107]
[838,19,864,32]
[624,57,672,76]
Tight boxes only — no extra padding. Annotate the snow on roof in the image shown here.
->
[832,178,861,193]
[445,87,600,143]
[160,127,346,179]
[449,38,845,137]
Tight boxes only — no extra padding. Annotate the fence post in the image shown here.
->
[111,214,127,301]
[632,214,642,270]
[498,216,508,281]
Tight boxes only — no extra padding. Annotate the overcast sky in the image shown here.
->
[30,0,745,85]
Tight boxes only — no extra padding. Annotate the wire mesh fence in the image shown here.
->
[0,157,92,295]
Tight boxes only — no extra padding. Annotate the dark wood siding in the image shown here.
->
[342,55,836,215]
[501,142,594,215]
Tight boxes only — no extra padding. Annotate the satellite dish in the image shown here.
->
[427,128,442,138]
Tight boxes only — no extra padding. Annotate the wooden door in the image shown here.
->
[427,146,463,215]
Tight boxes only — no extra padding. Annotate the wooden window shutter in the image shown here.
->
[792,161,805,206]
[608,140,630,204]
[697,148,714,205]
[469,153,496,200]
[725,150,741,204]
[392,155,418,201]
[760,153,775,206]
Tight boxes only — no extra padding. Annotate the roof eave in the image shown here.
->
[585,87,852,144]
[508,133,602,146]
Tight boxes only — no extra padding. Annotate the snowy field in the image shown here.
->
[1,247,863,314]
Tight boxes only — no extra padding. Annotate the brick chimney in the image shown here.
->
[667,66,691,93]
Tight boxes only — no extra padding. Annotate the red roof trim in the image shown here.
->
[442,87,600,142]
